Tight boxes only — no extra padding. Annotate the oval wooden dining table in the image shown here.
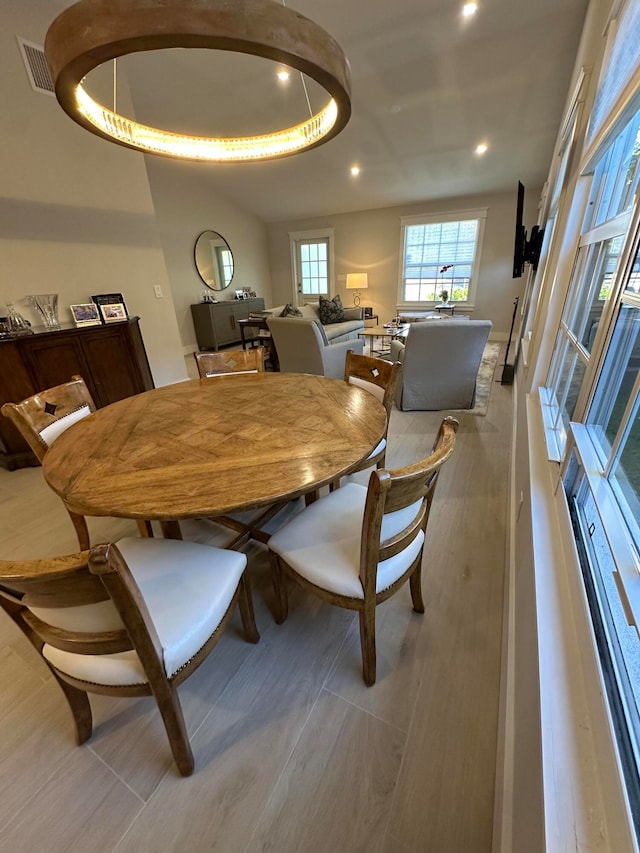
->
[42,372,387,539]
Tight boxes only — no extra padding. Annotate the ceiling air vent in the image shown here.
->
[17,37,54,95]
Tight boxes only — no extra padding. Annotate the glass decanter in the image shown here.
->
[5,302,33,336]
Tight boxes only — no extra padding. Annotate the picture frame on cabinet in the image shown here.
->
[101,303,127,323]
[91,293,128,323]
[70,303,101,327]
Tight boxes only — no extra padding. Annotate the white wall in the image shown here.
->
[143,158,273,354]
[266,189,541,338]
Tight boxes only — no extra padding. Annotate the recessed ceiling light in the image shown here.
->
[277,69,290,82]
[462,2,478,17]
[350,165,361,176]
[475,142,488,155]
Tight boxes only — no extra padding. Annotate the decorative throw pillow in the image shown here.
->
[318,294,345,325]
[279,303,302,317]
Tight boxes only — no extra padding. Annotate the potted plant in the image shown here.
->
[439,265,454,303]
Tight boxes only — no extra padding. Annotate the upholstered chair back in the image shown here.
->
[267,316,364,378]
[391,319,492,410]
[1,374,95,462]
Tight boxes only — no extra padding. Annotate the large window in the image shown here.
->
[553,106,640,836]
[519,6,640,845]
[586,295,640,548]
[398,209,486,306]
[541,105,640,460]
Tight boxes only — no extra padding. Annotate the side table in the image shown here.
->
[237,317,279,371]
[358,325,409,357]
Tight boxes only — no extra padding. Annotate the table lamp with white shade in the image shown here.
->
[346,272,368,306]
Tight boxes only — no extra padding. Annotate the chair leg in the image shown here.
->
[304,490,319,507]
[0,597,94,744]
[136,519,154,538]
[68,510,90,551]
[238,574,260,643]
[153,683,194,777]
[409,562,425,613]
[160,520,183,539]
[358,603,377,686]
[51,673,93,744]
[269,552,289,624]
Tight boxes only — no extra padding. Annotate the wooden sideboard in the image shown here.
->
[191,298,266,351]
[0,318,154,470]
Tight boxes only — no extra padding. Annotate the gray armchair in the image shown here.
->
[389,319,492,410]
[267,316,364,378]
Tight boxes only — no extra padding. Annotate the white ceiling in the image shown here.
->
[53,0,589,222]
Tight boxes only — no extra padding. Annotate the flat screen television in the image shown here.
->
[512,182,544,277]
[512,181,527,278]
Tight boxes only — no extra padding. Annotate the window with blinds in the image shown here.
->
[399,209,486,305]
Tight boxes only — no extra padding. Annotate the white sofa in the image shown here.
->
[265,301,364,344]
[389,319,492,410]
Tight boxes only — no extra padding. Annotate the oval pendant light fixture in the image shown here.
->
[44,0,351,163]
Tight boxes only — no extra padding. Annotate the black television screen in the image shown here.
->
[512,181,526,278]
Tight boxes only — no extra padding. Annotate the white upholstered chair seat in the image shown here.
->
[38,537,247,685]
[268,482,424,599]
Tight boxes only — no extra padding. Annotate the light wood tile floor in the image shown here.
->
[0,358,510,853]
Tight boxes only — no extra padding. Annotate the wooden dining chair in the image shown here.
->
[1,375,96,550]
[0,537,259,776]
[343,349,401,474]
[194,347,265,377]
[268,416,459,685]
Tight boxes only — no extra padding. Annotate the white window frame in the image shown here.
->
[288,228,335,306]
[522,69,589,357]
[539,93,640,464]
[397,208,487,310]
[537,136,640,850]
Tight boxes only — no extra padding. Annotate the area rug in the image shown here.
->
[454,341,501,417]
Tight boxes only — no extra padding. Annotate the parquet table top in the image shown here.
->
[43,373,387,522]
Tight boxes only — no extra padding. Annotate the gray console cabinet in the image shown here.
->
[191,298,265,351]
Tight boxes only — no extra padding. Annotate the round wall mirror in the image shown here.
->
[194,230,234,290]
